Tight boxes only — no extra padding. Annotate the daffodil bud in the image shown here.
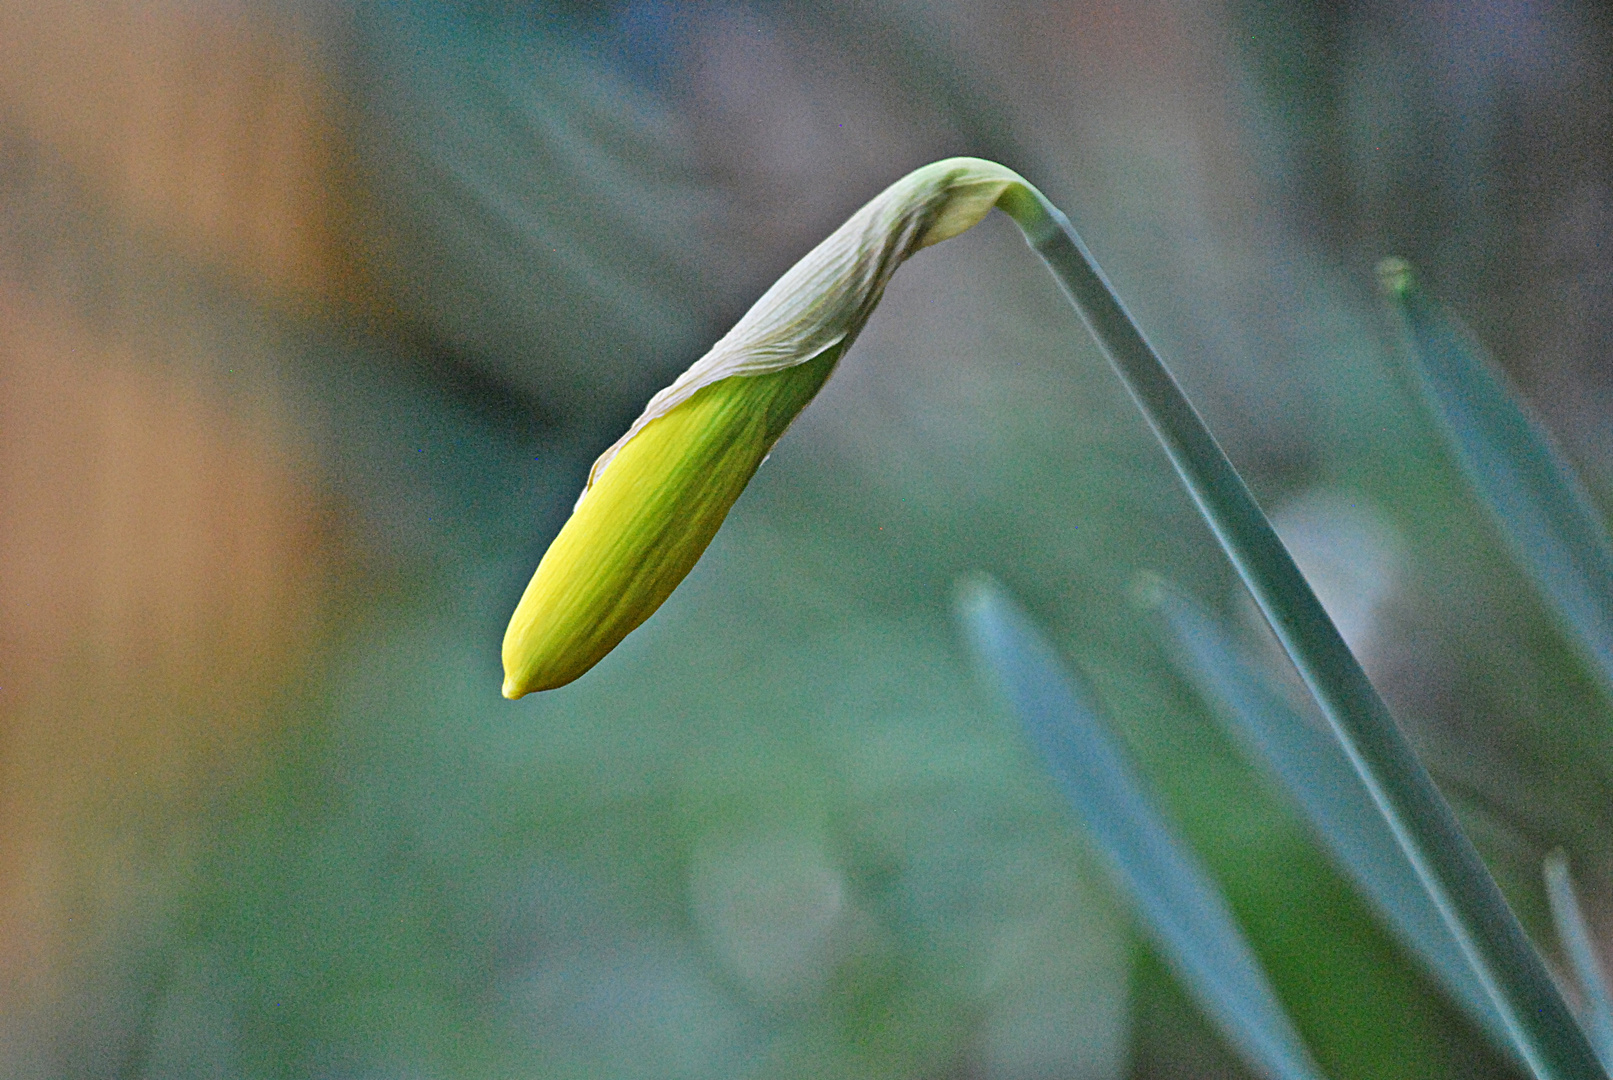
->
[502,157,1038,696]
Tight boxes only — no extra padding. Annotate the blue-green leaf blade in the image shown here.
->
[1381,259,1613,701]
[956,575,1327,1080]
[1546,852,1613,1072]
[1146,578,1517,1059]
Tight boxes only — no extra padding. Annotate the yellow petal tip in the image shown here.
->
[502,675,525,700]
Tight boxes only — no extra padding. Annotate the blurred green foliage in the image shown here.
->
[11,2,1613,1078]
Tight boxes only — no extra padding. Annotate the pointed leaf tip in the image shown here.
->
[1384,258,1613,705]
[1544,851,1613,1073]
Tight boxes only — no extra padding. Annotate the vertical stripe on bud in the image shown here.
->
[503,158,1038,696]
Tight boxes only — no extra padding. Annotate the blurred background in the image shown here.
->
[3,1,1612,1077]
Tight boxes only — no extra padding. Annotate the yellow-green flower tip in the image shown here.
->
[501,157,1038,696]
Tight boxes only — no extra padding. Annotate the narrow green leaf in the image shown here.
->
[1144,577,1516,1059]
[1380,258,1613,702]
[956,576,1328,1080]
[991,190,1604,1080]
[1545,851,1613,1072]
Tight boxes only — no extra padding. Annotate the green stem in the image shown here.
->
[996,187,1603,1080]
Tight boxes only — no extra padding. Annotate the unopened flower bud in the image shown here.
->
[503,158,1035,696]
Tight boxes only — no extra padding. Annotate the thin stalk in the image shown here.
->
[1145,577,1519,1062]
[993,186,1604,1080]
